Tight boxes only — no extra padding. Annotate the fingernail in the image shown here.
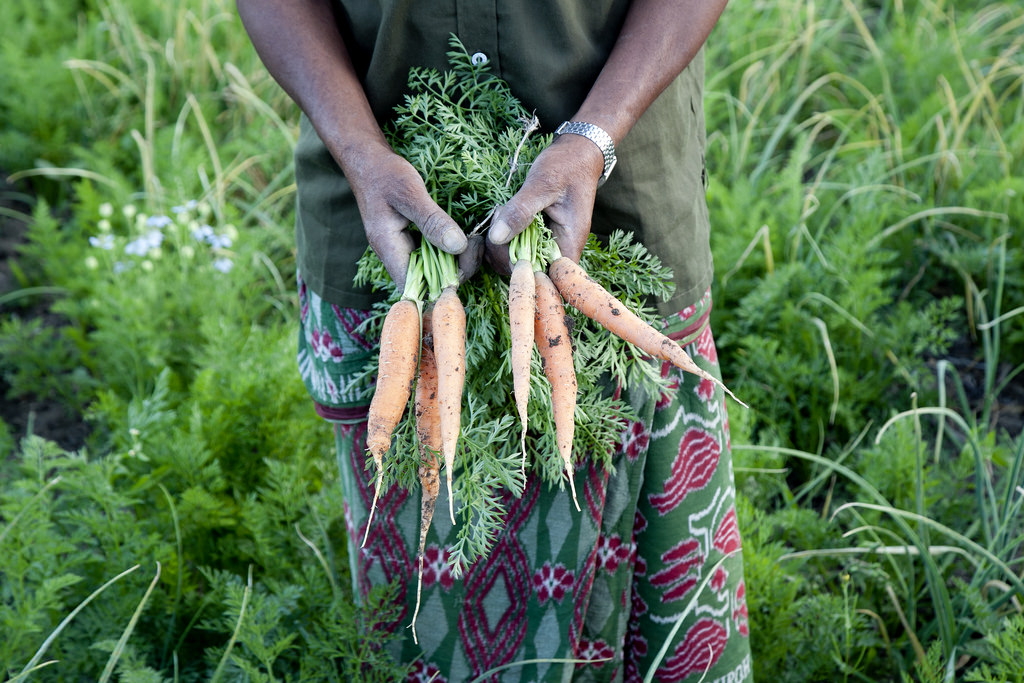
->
[490,220,511,244]
[442,229,466,253]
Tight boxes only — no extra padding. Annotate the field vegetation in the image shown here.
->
[1,0,1022,680]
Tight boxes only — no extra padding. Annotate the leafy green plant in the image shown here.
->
[2,0,1023,679]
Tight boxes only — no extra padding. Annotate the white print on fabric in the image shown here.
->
[706,652,753,683]
[297,348,340,403]
[649,388,723,442]
[648,484,737,625]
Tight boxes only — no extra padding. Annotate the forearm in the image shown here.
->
[235,0,389,174]
[573,0,729,144]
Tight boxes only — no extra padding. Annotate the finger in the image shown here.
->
[457,234,485,284]
[365,216,416,291]
[488,179,559,246]
[393,186,467,255]
[544,205,590,262]
[484,240,512,277]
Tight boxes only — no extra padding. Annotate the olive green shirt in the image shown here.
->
[295,0,712,315]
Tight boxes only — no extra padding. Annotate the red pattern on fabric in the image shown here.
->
[734,581,749,636]
[298,276,310,322]
[623,571,651,682]
[713,506,741,555]
[649,537,704,604]
[583,457,609,522]
[657,618,727,682]
[634,508,649,536]
[533,561,575,604]
[595,533,634,573]
[694,325,718,364]
[310,328,344,362]
[571,540,600,650]
[344,423,413,622]
[420,544,457,590]
[710,566,729,593]
[656,361,681,411]
[648,428,721,515]
[458,483,539,680]
[675,303,698,322]
[571,456,610,648]
[332,304,374,351]
[620,420,651,463]
[695,377,716,402]
[577,638,616,665]
[406,659,447,683]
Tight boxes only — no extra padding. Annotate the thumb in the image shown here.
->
[395,187,467,255]
[488,181,557,246]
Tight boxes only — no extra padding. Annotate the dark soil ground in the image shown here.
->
[1,176,92,452]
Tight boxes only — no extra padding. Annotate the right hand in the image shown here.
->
[346,144,470,291]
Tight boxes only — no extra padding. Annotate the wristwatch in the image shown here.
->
[555,121,617,187]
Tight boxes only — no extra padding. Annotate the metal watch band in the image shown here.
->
[555,121,617,187]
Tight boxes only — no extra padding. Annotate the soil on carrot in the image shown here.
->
[0,175,91,452]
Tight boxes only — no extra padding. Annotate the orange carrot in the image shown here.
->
[431,285,466,524]
[508,258,536,469]
[363,298,420,546]
[548,257,746,407]
[410,310,441,644]
[534,271,580,511]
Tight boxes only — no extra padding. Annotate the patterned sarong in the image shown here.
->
[297,274,753,682]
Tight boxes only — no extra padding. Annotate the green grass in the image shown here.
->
[1,0,1022,680]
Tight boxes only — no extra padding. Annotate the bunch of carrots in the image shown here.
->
[352,39,743,640]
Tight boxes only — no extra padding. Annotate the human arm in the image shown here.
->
[487,0,729,266]
[235,0,470,289]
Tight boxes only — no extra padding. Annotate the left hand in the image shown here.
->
[484,133,605,275]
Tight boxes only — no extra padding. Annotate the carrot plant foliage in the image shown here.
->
[1,0,1023,680]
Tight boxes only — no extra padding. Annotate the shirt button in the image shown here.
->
[471,51,488,65]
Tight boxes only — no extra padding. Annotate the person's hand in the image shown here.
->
[485,133,605,275]
[347,144,470,290]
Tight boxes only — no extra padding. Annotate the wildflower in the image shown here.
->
[97,218,112,233]
[141,260,154,272]
[147,214,172,229]
[85,255,99,270]
[99,202,114,217]
[125,230,163,256]
[172,199,199,214]
[180,245,195,260]
[209,233,233,249]
[113,261,131,274]
[89,234,115,250]
[122,204,137,219]
[213,258,233,273]
[191,224,216,243]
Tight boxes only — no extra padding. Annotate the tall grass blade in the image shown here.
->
[11,565,141,681]
[643,552,735,683]
[832,502,1024,596]
[98,562,162,683]
[208,565,253,683]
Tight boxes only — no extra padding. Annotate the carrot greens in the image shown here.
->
[354,37,687,573]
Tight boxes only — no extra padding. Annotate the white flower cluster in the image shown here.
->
[87,200,238,275]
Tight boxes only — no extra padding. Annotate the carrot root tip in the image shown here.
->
[447,470,456,525]
[362,476,381,547]
[567,469,580,512]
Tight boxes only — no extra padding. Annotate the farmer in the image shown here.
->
[237,0,753,680]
